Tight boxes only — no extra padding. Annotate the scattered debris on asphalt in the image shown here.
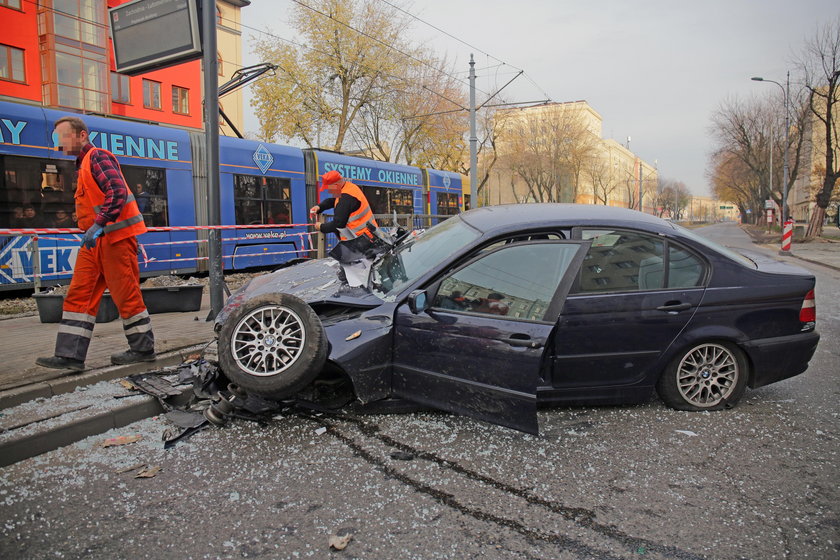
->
[124,357,289,448]
[101,434,142,447]
[675,430,698,437]
[328,532,353,551]
[135,465,161,478]
[115,462,146,474]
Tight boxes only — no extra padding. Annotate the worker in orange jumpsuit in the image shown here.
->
[309,170,381,286]
[309,169,378,241]
[36,116,155,372]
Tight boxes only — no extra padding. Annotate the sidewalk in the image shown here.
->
[0,293,216,406]
[741,225,840,272]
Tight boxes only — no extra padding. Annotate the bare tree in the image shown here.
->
[655,178,691,219]
[586,156,620,205]
[800,17,840,237]
[495,103,599,203]
[710,151,761,222]
[709,92,808,224]
[351,51,468,167]
[251,0,411,151]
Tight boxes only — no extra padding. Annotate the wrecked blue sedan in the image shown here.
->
[214,204,820,433]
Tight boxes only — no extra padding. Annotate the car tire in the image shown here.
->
[218,293,328,400]
[656,341,748,411]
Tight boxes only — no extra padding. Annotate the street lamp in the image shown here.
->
[751,73,790,227]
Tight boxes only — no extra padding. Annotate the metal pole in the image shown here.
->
[203,0,223,319]
[469,54,477,209]
[782,71,790,226]
[32,236,40,292]
[638,162,643,213]
[768,127,773,232]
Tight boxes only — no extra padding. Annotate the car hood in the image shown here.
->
[214,259,383,326]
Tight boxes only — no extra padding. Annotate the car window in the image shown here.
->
[479,231,566,254]
[433,242,581,321]
[370,217,481,301]
[667,245,704,288]
[578,229,665,293]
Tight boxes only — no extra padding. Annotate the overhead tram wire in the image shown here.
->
[287,0,488,96]
[229,14,493,105]
[375,0,554,102]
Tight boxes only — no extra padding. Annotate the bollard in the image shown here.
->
[780,219,794,253]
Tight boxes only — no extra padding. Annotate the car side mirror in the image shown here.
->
[407,289,429,314]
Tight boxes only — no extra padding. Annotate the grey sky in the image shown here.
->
[240,0,838,196]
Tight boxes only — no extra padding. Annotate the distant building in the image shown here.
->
[485,101,658,211]
[0,0,249,134]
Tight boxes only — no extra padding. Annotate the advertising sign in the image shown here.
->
[110,0,202,76]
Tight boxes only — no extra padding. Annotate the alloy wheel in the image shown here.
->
[676,343,739,407]
[230,305,306,377]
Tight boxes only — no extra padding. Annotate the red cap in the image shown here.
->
[322,170,342,186]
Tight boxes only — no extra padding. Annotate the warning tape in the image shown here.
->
[0,222,315,236]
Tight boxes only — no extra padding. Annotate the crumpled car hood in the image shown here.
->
[214,259,383,326]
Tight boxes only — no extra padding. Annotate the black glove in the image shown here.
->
[81,224,104,249]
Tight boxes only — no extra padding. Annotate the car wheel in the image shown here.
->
[657,341,748,411]
[218,293,328,400]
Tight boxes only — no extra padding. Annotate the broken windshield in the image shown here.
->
[370,217,481,301]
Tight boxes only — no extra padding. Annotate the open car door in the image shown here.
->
[391,240,590,434]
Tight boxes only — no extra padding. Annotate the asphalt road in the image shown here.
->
[1,223,838,560]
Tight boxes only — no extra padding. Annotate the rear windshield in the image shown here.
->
[671,224,756,268]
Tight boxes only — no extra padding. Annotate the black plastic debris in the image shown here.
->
[127,372,186,399]
[390,451,414,461]
[164,409,207,429]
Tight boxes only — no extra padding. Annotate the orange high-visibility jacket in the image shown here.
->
[337,180,378,241]
[75,147,147,242]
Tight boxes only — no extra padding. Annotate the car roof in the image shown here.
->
[458,203,674,235]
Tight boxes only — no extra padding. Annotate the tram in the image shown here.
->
[0,100,463,290]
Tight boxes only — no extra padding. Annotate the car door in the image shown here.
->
[392,239,589,434]
[548,228,706,392]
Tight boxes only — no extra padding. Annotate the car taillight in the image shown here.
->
[800,289,816,325]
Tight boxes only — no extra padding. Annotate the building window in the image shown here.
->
[0,44,25,83]
[41,0,109,112]
[111,72,130,104]
[217,51,223,76]
[143,79,161,110]
[216,5,222,24]
[1,0,22,10]
[172,86,189,115]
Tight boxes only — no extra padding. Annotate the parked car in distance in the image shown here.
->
[214,204,820,434]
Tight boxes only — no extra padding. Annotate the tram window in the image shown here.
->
[233,175,292,225]
[436,192,460,216]
[2,156,75,228]
[122,166,168,227]
[360,186,414,215]
[391,188,414,214]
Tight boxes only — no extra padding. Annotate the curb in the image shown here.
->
[777,251,840,272]
[0,342,210,411]
[0,396,164,468]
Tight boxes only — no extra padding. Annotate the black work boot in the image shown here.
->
[36,356,85,371]
[111,350,157,365]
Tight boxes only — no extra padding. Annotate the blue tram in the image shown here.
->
[0,100,462,290]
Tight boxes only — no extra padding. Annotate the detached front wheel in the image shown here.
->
[657,341,748,411]
[218,293,328,400]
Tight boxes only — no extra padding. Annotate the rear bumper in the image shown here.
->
[742,331,820,388]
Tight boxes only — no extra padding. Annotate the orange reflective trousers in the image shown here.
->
[55,235,154,361]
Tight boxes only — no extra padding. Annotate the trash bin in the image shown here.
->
[141,285,203,314]
[33,292,119,323]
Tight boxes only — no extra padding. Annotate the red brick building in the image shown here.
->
[0,0,248,130]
